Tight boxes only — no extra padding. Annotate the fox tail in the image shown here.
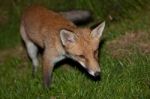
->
[60,10,91,24]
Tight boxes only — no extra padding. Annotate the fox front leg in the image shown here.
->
[42,51,55,88]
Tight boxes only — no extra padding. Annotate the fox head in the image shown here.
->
[60,22,105,77]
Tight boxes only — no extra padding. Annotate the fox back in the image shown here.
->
[20,5,105,87]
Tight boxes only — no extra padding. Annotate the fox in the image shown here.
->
[20,5,105,87]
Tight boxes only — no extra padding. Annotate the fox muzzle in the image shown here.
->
[87,69,100,77]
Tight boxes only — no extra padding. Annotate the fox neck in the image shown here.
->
[51,47,72,65]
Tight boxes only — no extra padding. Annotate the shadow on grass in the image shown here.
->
[54,58,101,81]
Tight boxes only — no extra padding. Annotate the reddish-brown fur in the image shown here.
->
[20,5,105,87]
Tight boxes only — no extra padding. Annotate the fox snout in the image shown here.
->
[87,69,100,77]
[85,63,101,77]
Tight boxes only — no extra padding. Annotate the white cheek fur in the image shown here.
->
[66,54,86,68]
[79,61,86,68]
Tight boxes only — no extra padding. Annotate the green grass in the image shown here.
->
[0,0,150,99]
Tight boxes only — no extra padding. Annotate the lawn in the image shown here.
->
[0,0,150,99]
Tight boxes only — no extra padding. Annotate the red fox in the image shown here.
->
[20,5,105,87]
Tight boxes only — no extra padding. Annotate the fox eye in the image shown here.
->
[78,55,85,59]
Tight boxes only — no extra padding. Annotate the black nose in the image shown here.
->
[94,72,100,77]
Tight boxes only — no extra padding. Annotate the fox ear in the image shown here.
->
[91,21,105,39]
[60,29,77,46]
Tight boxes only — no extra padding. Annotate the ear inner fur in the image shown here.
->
[60,29,77,46]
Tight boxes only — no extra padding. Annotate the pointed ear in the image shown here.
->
[60,29,77,46]
[91,21,105,39]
